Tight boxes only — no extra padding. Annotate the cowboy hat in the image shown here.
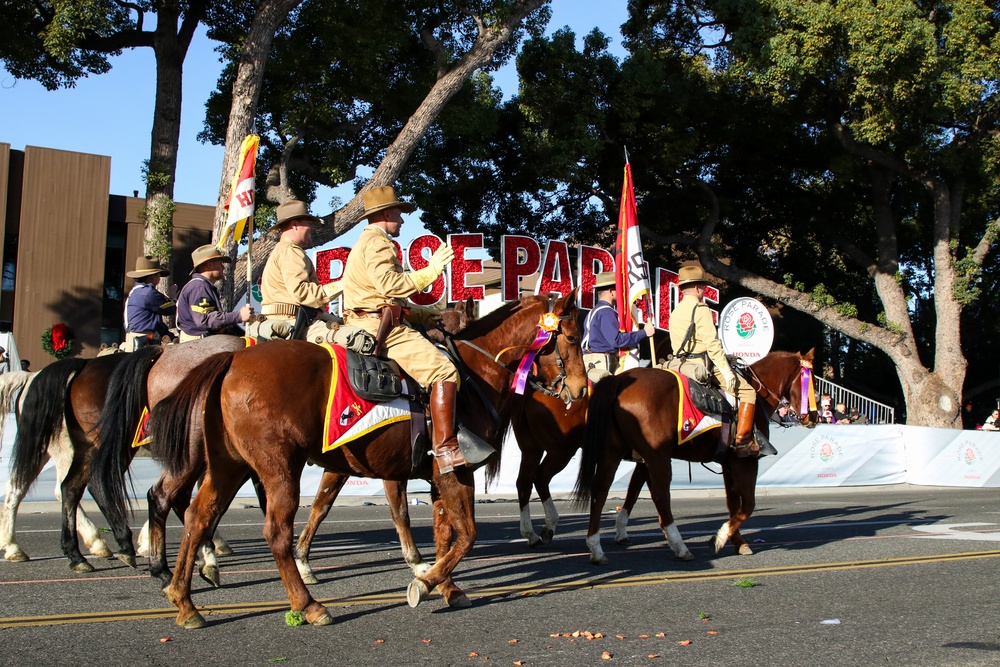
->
[677,265,709,287]
[190,245,232,273]
[275,200,322,227]
[126,256,170,279]
[363,186,415,219]
[594,271,616,290]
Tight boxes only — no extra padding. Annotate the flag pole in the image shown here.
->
[245,213,254,314]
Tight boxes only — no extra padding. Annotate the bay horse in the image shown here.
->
[2,355,137,571]
[146,292,586,629]
[574,349,816,565]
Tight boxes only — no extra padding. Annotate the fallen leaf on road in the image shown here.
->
[159,638,171,643]
[374,639,385,644]
[421,639,432,644]
[601,651,612,660]
[655,633,665,638]
[647,655,660,659]
[678,640,692,646]
[508,639,519,644]
[707,631,718,635]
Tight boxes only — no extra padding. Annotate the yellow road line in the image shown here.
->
[3,549,999,628]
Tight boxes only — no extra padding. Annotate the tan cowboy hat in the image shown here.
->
[594,271,617,290]
[126,256,170,279]
[190,245,232,273]
[677,265,709,287]
[275,200,322,227]
[363,186,415,219]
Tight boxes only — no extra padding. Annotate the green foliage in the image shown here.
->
[284,611,305,627]
[732,577,758,588]
[141,160,172,191]
[137,197,175,261]
[877,312,903,335]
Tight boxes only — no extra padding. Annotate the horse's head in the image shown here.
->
[530,290,588,403]
[440,296,476,335]
[748,348,819,427]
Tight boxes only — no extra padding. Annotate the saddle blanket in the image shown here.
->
[318,343,410,453]
[663,368,722,444]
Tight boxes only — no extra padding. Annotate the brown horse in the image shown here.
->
[147,292,587,629]
[574,350,816,565]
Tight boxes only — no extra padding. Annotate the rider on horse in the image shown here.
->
[582,271,655,384]
[668,265,758,457]
[340,186,465,473]
[176,245,253,342]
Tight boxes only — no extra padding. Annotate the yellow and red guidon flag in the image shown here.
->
[614,162,652,369]
[217,134,260,250]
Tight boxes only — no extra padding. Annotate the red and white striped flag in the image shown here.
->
[615,162,652,369]
[217,134,259,249]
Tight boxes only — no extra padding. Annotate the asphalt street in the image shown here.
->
[2,486,1000,666]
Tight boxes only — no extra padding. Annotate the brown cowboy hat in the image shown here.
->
[275,200,322,227]
[594,271,617,290]
[190,245,232,273]
[677,265,710,287]
[363,186,415,219]
[126,256,170,279]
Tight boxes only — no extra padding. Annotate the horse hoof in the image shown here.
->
[447,593,472,609]
[411,562,431,577]
[90,545,112,559]
[200,565,221,588]
[214,543,234,557]
[71,561,95,573]
[615,537,631,546]
[539,528,554,545]
[677,551,695,562]
[117,553,137,568]
[590,555,609,566]
[526,535,544,549]
[308,609,334,626]
[4,550,29,563]
[407,579,430,608]
[737,544,754,556]
[179,612,207,630]
[300,571,318,585]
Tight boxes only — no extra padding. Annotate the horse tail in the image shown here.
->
[0,371,34,458]
[90,346,165,530]
[149,351,235,477]
[573,378,618,507]
[10,359,87,491]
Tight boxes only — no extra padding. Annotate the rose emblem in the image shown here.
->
[736,311,756,339]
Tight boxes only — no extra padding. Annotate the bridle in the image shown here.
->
[738,356,818,428]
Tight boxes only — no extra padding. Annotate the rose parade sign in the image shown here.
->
[718,297,774,363]
[313,233,725,331]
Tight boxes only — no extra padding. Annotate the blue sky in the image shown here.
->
[0,0,628,227]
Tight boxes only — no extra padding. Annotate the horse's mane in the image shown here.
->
[453,296,532,342]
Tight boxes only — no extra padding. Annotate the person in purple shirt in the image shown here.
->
[582,271,654,384]
[176,245,252,342]
[123,256,177,350]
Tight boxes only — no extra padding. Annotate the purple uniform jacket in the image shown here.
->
[176,274,241,336]
[583,300,647,353]
[125,282,175,336]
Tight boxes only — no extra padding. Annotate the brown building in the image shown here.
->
[0,143,214,368]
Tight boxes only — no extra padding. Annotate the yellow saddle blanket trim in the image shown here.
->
[663,368,722,445]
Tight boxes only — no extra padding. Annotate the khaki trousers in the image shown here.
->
[344,313,458,388]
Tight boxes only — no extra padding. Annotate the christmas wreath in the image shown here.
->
[41,322,75,359]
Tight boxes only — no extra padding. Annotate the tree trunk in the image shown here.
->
[213,0,304,309]
[229,0,547,301]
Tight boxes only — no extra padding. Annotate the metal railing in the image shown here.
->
[813,377,895,424]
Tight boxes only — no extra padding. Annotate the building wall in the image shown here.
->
[14,146,111,365]
[0,143,215,368]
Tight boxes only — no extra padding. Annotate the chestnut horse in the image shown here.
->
[146,293,587,629]
[574,350,816,565]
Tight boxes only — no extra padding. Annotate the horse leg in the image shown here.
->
[407,468,475,609]
[0,478,30,561]
[644,457,692,560]
[533,447,578,546]
[258,470,333,627]
[167,469,245,630]
[383,479,429,576]
[47,440,112,558]
[295,470,348,584]
[616,463,649,545]
[516,449,544,548]
[136,520,150,557]
[584,450,620,566]
[712,458,758,556]
[59,451,96,572]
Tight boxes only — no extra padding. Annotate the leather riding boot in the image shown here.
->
[732,402,759,458]
[430,381,466,474]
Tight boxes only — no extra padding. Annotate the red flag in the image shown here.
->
[218,134,259,249]
[615,164,652,348]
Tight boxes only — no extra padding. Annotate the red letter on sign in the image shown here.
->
[578,245,614,310]
[448,233,485,303]
[536,240,573,296]
[407,235,446,306]
[501,236,540,301]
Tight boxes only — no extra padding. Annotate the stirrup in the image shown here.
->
[731,440,759,459]
[433,446,467,474]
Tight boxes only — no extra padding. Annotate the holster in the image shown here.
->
[291,306,319,341]
[373,305,403,357]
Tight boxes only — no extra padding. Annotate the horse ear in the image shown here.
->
[557,287,579,312]
[803,347,815,362]
[464,296,476,318]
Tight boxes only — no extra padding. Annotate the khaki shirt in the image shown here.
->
[669,294,729,371]
[342,225,421,312]
[261,239,331,309]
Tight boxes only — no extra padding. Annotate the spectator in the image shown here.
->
[19,359,29,371]
[776,401,798,424]
[962,401,977,430]
[834,401,851,424]
[0,346,8,374]
[819,395,836,424]
[849,407,868,424]
[982,409,1000,432]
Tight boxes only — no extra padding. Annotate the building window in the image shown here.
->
[2,235,17,292]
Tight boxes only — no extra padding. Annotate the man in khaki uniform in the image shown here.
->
[341,186,465,473]
[669,265,757,456]
[255,200,342,342]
